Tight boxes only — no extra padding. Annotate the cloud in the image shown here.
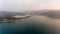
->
[0,0,2,10]
[1,0,60,11]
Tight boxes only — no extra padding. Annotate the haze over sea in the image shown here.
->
[0,15,60,34]
[1,0,60,34]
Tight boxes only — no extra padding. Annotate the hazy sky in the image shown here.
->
[0,0,60,11]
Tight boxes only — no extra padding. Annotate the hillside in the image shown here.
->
[41,10,60,18]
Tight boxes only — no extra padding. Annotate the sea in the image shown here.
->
[0,15,60,34]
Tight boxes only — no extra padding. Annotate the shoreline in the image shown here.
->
[0,20,16,22]
[0,15,31,22]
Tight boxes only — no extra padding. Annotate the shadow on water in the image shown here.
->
[0,15,59,34]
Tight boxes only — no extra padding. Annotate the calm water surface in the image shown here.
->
[0,15,60,34]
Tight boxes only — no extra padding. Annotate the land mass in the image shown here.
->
[0,10,60,22]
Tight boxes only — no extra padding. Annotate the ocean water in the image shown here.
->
[0,15,60,34]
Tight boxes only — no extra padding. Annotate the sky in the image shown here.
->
[0,0,60,11]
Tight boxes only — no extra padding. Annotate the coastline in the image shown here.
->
[0,15,31,22]
[0,20,16,22]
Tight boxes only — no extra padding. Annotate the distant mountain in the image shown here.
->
[41,10,60,18]
[0,11,25,16]
[1,10,60,18]
[22,10,48,15]
[0,10,48,16]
